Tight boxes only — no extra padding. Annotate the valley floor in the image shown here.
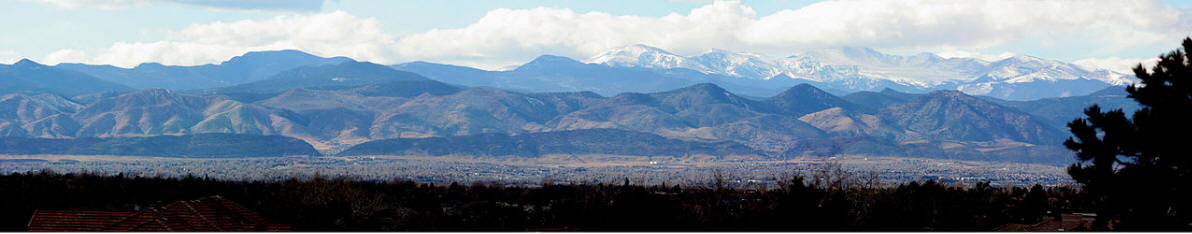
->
[0,154,1072,187]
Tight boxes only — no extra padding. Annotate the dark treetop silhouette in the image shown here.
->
[1065,37,1192,230]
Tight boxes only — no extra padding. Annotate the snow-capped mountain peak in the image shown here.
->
[1001,55,1046,64]
[690,49,783,78]
[581,44,1137,100]
[583,44,710,72]
[981,55,1133,85]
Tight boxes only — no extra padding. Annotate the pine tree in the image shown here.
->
[1065,38,1192,230]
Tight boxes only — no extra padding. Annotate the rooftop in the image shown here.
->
[27,195,289,232]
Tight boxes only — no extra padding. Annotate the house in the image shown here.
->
[27,195,290,231]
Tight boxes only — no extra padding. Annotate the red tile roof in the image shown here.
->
[26,210,134,231]
[27,196,290,232]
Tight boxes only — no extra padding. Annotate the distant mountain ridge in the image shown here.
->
[0,59,132,96]
[202,60,430,98]
[583,45,1134,100]
[8,48,1133,101]
[0,76,1107,163]
[55,50,353,90]
[878,90,1062,144]
[393,55,700,96]
[990,86,1141,128]
[0,49,1145,163]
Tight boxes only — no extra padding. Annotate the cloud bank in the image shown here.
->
[44,11,395,67]
[31,0,148,9]
[0,51,20,64]
[935,50,1017,62]
[1074,57,1161,74]
[37,0,1192,70]
[171,0,325,12]
[32,0,325,11]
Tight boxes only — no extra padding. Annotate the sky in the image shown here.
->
[2,0,1191,73]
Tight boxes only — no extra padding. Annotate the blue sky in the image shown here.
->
[2,0,1191,72]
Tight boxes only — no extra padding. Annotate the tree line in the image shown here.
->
[0,169,1089,231]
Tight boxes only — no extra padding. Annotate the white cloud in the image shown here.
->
[743,0,1187,51]
[393,0,1192,69]
[30,0,148,9]
[43,49,89,65]
[35,0,1192,69]
[44,11,397,68]
[31,0,325,11]
[168,0,325,12]
[0,50,22,64]
[935,50,1016,62]
[1074,57,1159,74]
[394,2,764,68]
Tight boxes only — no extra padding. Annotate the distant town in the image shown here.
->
[0,154,1072,188]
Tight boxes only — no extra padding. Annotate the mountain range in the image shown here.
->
[55,50,353,90]
[9,46,1135,101]
[0,59,132,96]
[0,48,1144,163]
[583,45,1133,100]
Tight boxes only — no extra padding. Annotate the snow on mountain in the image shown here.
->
[582,44,712,73]
[982,55,1132,85]
[779,48,987,87]
[584,45,1135,99]
[689,49,785,79]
